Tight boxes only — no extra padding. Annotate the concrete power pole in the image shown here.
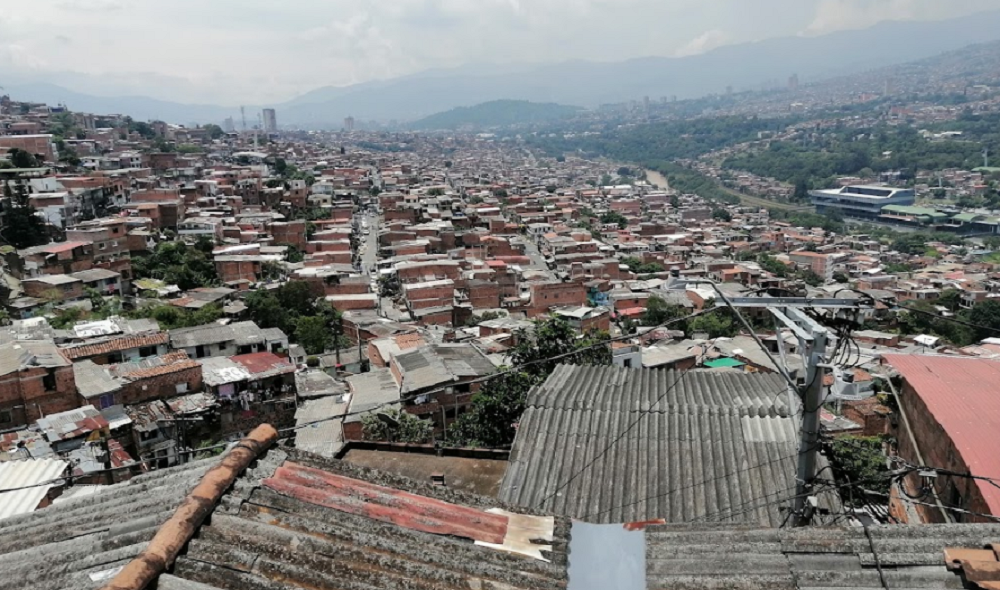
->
[720,296,869,526]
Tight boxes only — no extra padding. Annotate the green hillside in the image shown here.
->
[410,100,581,130]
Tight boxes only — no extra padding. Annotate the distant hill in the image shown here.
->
[409,100,582,130]
[7,9,1000,126]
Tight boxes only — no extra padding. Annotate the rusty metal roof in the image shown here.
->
[885,354,1000,515]
[62,332,168,360]
[263,461,510,544]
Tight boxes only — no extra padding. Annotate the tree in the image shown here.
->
[711,208,732,222]
[369,186,382,197]
[1,179,49,249]
[832,271,850,284]
[828,436,890,507]
[600,210,628,229]
[687,309,739,338]
[203,124,225,139]
[446,371,540,448]
[246,291,292,334]
[295,315,330,355]
[7,148,39,168]
[427,187,445,196]
[617,166,632,177]
[466,310,504,327]
[643,296,688,327]
[361,409,433,443]
[965,299,1000,344]
[800,269,824,287]
[556,155,566,162]
[493,188,508,199]
[448,317,612,448]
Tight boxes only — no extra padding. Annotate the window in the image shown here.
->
[0,410,11,424]
[195,345,206,358]
[175,382,188,394]
[139,346,157,357]
[98,392,115,409]
[42,369,56,391]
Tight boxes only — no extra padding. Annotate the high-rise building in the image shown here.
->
[223,117,235,133]
[344,116,355,132]
[788,74,799,90]
[262,108,277,132]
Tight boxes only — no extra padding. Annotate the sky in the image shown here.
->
[0,0,997,105]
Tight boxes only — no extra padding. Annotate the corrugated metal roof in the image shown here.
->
[499,365,840,526]
[165,448,569,590]
[884,354,1000,515]
[0,458,68,520]
[264,461,510,543]
[36,405,109,442]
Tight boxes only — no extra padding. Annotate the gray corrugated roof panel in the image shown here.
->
[0,454,220,590]
[294,397,348,458]
[499,365,837,527]
[344,369,400,423]
[73,360,122,398]
[170,324,236,348]
[644,523,1000,590]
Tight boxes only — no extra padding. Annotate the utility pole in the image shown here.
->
[719,296,870,526]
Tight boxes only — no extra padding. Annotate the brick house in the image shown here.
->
[66,217,132,280]
[884,355,1000,524]
[390,344,494,429]
[527,282,587,317]
[0,341,76,428]
[74,352,203,409]
[22,274,84,303]
[17,242,95,278]
[62,332,170,365]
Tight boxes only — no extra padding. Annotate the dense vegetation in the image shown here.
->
[244,281,350,355]
[723,125,983,196]
[411,100,581,130]
[132,238,219,291]
[531,115,797,164]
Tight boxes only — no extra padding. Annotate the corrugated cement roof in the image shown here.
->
[0,458,68,521]
[0,453,226,590]
[499,365,840,526]
[884,354,1000,515]
[644,522,1000,590]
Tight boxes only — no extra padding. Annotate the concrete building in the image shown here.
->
[810,184,915,220]
[262,108,278,133]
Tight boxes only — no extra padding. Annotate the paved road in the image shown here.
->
[360,212,379,276]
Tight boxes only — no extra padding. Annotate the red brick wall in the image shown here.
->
[0,365,77,426]
[215,260,262,283]
[116,365,203,405]
[893,380,992,523]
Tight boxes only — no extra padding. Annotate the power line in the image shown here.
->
[575,383,816,520]
[283,306,724,435]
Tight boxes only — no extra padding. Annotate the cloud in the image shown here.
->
[0,0,996,104]
[802,0,998,35]
[674,29,730,57]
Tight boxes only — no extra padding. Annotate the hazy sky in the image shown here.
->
[0,0,996,104]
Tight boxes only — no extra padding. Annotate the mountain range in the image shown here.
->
[6,10,1000,127]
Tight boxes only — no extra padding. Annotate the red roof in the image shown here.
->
[231,352,295,377]
[41,241,90,254]
[885,354,1000,514]
[615,307,645,318]
[264,462,509,544]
